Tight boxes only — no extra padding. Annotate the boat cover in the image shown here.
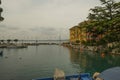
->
[98,67,120,80]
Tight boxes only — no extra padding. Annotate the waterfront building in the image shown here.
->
[69,20,103,45]
[69,26,80,44]
[69,21,87,44]
[78,21,88,43]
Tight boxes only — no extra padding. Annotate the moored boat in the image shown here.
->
[32,73,93,80]
[6,44,28,48]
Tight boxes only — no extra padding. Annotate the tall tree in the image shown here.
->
[86,0,120,53]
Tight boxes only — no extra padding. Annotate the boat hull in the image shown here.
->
[32,73,92,80]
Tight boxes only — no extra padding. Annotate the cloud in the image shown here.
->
[2,0,100,27]
[2,0,114,40]
[28,26,69,40]
[0,24,20,30]
[31,27,57,35]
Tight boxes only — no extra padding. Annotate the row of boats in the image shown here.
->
[32,67,120,80]
[0,44,27,48]
[0,44,27,56]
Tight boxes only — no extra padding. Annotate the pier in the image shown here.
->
[0,39,69,47]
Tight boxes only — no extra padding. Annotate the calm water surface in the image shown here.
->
[0,45,120,80]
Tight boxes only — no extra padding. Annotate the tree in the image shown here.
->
[86,0,120,53]
[7,39,11,44]
[0,39,4,44]
[0,0,4,21]
[14,39,18,44]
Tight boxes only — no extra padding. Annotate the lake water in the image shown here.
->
[0,45,120,80]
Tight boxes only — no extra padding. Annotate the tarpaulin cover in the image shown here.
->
[98,67,120,80]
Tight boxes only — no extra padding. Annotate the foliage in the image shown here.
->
[0,1,4,21]
[7,39,11,43]
[85,0,120,53]
[14,39,18,42]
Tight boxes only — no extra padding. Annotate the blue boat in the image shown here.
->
[32,73,93,80]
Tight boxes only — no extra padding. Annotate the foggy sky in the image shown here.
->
[0,0,117,40]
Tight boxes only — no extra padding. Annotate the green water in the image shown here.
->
[69,49,120,75]
[0,45,120,80]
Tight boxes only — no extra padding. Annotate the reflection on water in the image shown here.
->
[0,45,120,80]
[68,48,120,74]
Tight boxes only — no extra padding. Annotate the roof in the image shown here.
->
[69,26,79,30]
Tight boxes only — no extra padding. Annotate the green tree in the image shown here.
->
[7,39,11,44]
[86,0,120,53]
[14,39,18,44]
[0,39,4,44]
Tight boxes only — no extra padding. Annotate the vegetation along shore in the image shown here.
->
[67,0,120,55]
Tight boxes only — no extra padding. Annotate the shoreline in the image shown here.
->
[62,43,120,55]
